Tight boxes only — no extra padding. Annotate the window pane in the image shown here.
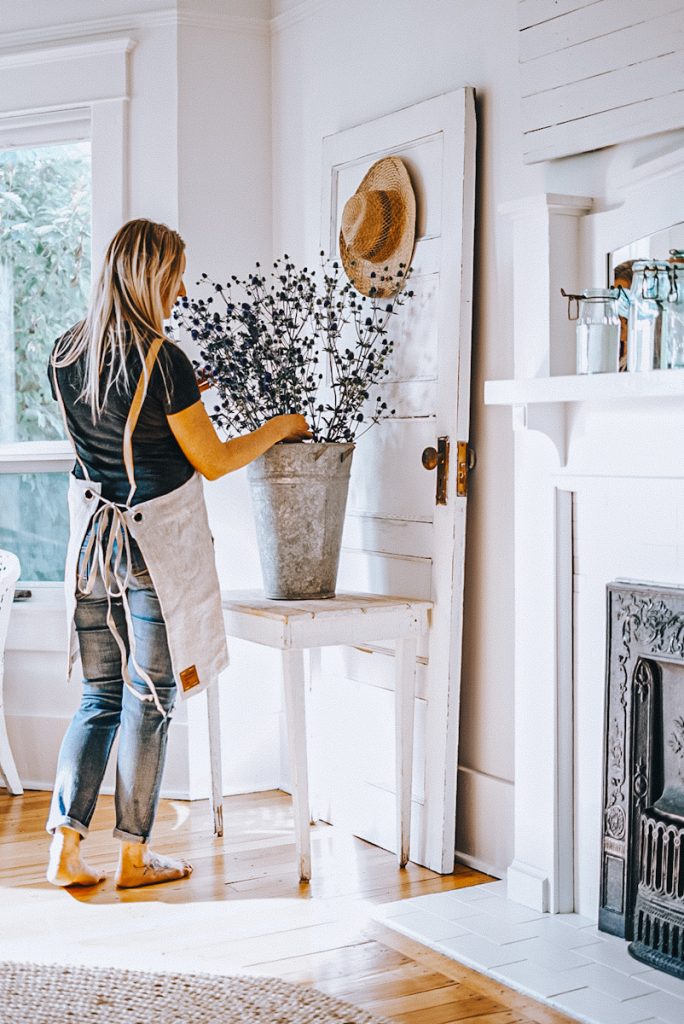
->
[0,472,69,581]
[0,141,91,442]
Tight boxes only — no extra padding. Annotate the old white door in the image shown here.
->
[311,89,476,873]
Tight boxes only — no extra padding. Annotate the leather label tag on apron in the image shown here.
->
[180,665,200,692]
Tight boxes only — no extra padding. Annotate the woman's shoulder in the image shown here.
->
[159,337,194,365]
[155,337,198,381]
[152,338,201,412]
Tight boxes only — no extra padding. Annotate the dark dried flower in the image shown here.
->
[172,254,414,443]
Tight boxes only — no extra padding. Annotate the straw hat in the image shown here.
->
[339,156,416,298]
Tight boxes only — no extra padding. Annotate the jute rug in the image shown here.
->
[0,961,392,1024]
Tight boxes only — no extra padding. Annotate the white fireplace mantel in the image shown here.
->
[488,176,684,918]
[485,370,684,464]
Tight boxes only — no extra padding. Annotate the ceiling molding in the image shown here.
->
[270,0,333,34]
[0,10,174,53]
[0,36,136,71]
[0,0,338,53]
[176,11,269,36]
[0,6,269,54]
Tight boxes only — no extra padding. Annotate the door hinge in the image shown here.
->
[456,441,476,497]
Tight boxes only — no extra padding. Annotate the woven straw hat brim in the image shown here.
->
[340,156,416,298]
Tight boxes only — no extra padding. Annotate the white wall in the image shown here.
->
[2,0,283,804]
[270,0,684,878]
[270,0,545,875]
[175,9,283,801]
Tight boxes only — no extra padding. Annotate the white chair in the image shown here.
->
[0,549,22,795]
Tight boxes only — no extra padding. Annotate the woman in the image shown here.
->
[46,219,310,888]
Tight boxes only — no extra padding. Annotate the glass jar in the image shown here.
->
[627,261,671,371]
[575,289,620,374]
[662,263,684,369]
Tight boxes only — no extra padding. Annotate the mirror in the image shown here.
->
[607,221,684,371]
[608,220,684,284]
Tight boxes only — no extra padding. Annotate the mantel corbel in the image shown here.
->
[511,401,566,466]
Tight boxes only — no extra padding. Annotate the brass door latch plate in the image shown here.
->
[456,440,476,497]
[422,436,449,505]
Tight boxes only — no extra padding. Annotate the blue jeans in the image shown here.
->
[47,533,177,843]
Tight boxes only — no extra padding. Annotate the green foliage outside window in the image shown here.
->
[0,141,91,441]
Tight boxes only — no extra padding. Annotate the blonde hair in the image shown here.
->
[52,218,185,421]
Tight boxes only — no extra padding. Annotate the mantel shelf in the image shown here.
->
[484,369,684,408]
[484,369,684,466]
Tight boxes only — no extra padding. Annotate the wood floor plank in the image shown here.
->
[0,789,576,1024]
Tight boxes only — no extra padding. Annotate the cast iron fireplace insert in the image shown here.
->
[599,580,684,978]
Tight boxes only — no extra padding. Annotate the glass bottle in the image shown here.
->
[575,289,620,374]
[662,263,684,369]
[627,261,671,371]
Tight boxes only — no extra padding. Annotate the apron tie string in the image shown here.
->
[78,496,166,718]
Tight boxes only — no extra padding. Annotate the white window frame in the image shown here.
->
[0,38,133,586]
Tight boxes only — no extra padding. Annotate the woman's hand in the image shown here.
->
[269,413,312,443]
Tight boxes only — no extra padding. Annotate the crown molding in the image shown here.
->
[0,10,173,53]
[0,35,136,70]
[0,0,339,53]
[176,11,269,37]
[270,0,333,34]
[0,6,269,54]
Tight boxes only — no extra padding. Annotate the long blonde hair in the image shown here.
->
[52,218,185,421]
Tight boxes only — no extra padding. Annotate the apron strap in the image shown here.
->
[123,335,166,506]
[51,359,92,481]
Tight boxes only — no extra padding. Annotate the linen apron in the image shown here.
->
[52,336,228,714]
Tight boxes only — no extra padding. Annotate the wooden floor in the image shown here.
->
[0,789,574,1024]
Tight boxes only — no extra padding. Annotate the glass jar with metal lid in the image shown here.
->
[663,260,684,369]
[564,288,620,374]
[627,261,671,371]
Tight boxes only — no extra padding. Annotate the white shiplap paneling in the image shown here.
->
[519,0,684,163]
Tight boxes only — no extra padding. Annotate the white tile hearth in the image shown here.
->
[371,880,684,1024]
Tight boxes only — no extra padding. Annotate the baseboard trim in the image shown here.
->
[507,859,550,912]
[454,848,504,880]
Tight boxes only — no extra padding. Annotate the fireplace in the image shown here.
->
[599,581,684,978]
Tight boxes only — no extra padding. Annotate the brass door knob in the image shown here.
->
[422,446,438,470]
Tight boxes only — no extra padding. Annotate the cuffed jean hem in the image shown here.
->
[113,827,149,844]
[46,816,89,840]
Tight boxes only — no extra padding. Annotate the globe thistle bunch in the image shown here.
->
[172,253,413,443]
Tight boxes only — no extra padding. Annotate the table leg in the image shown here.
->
[395,636,417,868]
[0,715,23,796]
[307,647,321,826]
[206,681,224,838]
[282,648,311,883]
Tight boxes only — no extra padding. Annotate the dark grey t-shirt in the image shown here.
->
[50,330,201,506]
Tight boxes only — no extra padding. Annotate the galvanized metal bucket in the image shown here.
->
[247,441,355,600]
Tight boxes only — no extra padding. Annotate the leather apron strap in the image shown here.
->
[51,338,169,716]
[123,335,166,504]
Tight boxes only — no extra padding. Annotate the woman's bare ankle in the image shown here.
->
[47,827,105,887]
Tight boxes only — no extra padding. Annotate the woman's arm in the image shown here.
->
[167,401,311,481]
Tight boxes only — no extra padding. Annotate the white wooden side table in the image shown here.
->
[207,591,432,882]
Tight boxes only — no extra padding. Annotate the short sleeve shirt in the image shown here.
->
[50,330,201,506]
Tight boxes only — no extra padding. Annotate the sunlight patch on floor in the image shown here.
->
[0,885,375,976]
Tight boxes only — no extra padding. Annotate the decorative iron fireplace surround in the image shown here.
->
[599,581,684,978]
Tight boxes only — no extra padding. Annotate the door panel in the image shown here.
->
[319,89,476,871]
